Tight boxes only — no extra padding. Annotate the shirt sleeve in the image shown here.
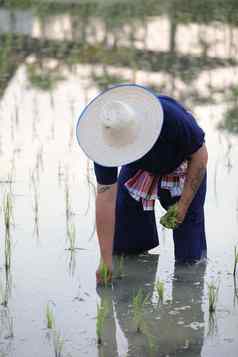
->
[162,97,205,157]
[93,162,118,185]
[177,111,205,156]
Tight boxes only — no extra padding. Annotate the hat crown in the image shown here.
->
[76,84,164,167]
[101,100,136,131]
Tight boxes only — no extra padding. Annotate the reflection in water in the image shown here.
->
[67,249,76,277]
[220,85,238,134]
[1,1,238,113]
[0,2,238,356]
[97,255,206,357]
[234,277,238,307]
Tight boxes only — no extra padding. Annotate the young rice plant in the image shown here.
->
[96,298,109,345]
[233,246,238,277]
[46,303,55,329]
[208,282,219,313]
[132,289,149,333]
[155,280,164,304]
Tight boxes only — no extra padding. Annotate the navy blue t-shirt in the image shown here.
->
[94,96,205,185]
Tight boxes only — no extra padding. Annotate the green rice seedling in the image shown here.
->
[233,246,238,277]
[4,232,11,272]
[52,330,64,357]
[14,100,19,127]
[3,192,14,234]
[46,303,55,329]
[114,255,125,279]
[5,309,14,339]
[132,289,149,333]
[66,223,76,251]
[207,310,217,337]
[141,321,157,357]
[36,146,44,172]
[68,250,76,277]
[1,307,14,339]
[160,204,178,229]
[57,162,63,186]
[96,298,109,345]
[0,275,10,307]
[33,187,40,238]
[68,122,74,150]
[98,262,112,287]
[208,282,219,313]
[0,282,7,307]
[233,276,238,307]
[1,269,12,307]
[65,183,71,222]
[155,280,164,304]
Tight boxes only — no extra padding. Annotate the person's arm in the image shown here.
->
[176,144,208,223]
[96,182,117,273]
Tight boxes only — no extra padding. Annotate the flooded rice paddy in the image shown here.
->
[0,1,238,356]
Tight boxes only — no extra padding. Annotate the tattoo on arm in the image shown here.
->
[97,185,112,194]
[190,166,206,194]
[180,165,206,208]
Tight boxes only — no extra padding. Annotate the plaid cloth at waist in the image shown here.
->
[124,161,188,210]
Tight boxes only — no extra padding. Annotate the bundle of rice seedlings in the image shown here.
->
[98,262,112,287]
[160,204,178,229]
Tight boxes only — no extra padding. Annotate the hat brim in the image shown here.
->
[76,84,164,167]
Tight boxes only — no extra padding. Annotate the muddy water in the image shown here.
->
[0,4,238,357]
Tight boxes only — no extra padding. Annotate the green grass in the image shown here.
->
[160,204,178,229]
[220,106,238,134]
[96,298,109,345]
[26,63,65,92]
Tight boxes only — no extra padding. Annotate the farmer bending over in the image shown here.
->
[76,84,208,284]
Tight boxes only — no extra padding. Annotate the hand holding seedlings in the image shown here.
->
[96,261,112,287]
[160,204,179,229]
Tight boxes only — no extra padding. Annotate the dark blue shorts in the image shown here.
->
[113,165,207,263]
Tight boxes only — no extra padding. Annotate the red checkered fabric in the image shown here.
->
[125,161,188,210]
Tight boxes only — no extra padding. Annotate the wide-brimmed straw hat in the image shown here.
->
[76,84,164,167]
